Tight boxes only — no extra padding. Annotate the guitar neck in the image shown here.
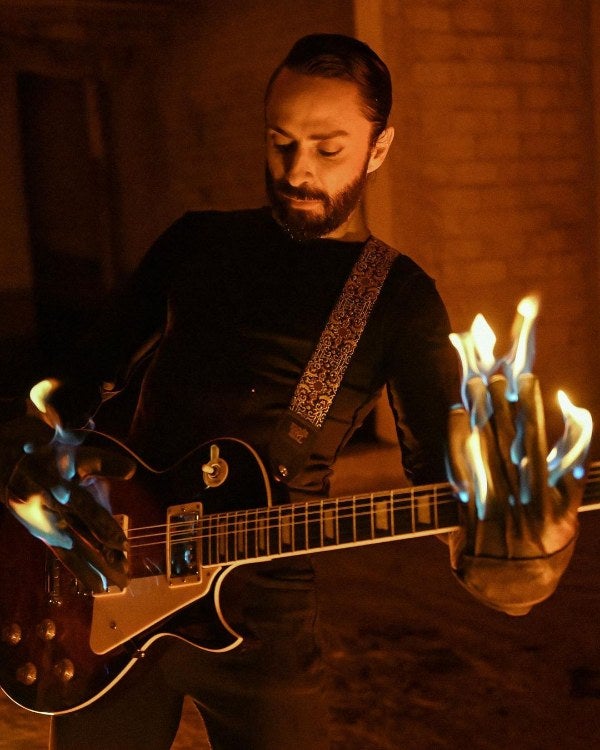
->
[198,460,600,568]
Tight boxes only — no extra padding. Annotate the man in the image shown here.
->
[1,34,581,749]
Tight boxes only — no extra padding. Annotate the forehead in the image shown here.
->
[265,68,370,135]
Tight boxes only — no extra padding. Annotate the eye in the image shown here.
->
[272,139,295,153]
[319,148,342,158]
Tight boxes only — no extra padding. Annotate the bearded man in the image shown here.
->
[0,34,581,750]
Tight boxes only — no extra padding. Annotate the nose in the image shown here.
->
[285,146,314,187]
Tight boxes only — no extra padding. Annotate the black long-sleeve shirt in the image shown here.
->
[54,208,460,501]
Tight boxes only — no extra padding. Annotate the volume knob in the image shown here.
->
[16,662,37,686]
[2,623,22,646]
[54,658,75,683]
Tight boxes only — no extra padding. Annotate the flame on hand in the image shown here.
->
[449,296,593,518]
[8,493,73,550]
[503,296,539,401]
[18,378,113,543]
[29,378,62,429]
[548,390,593,485]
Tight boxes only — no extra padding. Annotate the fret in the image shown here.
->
[374,497,390,537]
[354,496,372,543]
[246,508,257,560]
[337,498,355,544]
[415,488,433,528]
[307,502,322,550]
[392,490,414,536]
[293,504,308,551]
[228,514,237,562]
[319,500,323,548]
[256,508,269,557]
[210,517,218,563]
[235,512,246,560]
[208,518,216,566]
[201,517,210,566]
[432,487,439,530]
[269,508,280,556]
[216,514,227,563]
[280,507,292,552]
[323,503,336,545]
[228,517,235,561]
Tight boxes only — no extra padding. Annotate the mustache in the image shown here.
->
[273,180,329,202]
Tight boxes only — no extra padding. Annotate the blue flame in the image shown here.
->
[447,297,593,513]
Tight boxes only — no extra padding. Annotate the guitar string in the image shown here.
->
[124,494,459,554]
[123,460,600,532]
[126,513,459,552]
[124,467,600,547]
[125,492,449,530]
[122,471,600,557]
[124,488,457,539]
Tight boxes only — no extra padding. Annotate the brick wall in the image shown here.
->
[362,0,600,444]
[0,0,598,446]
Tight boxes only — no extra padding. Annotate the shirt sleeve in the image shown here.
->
[48,213,197,427]
[383,268,461,486]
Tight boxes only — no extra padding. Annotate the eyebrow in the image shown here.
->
[269,126,350,141]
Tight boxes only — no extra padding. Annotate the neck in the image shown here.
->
[322,205,370,242]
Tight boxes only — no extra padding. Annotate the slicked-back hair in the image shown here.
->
[265,34,392,141]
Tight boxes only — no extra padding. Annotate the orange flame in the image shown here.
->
[548,390,593,485]
[29,378,62,429]
[8,494,72,549]
[449,297,593,518]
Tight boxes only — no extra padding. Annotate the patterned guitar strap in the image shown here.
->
[269,235,397,484]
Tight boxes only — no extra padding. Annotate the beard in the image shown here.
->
[265,163,368,242]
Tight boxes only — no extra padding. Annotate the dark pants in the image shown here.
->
[50,559,330,750]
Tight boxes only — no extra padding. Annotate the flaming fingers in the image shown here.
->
[445,298,592,614]
[6,379,134,593]
[448,297,592,522]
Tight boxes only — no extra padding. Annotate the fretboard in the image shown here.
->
[198,459,600,567]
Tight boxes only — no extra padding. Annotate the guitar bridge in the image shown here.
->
[166,503,203,586]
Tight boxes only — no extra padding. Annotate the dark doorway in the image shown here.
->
[17,72,118,376]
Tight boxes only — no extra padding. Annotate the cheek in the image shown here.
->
[266,149,284,179]
[322,158,364,194]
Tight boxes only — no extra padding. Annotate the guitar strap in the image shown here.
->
[269,235,397,483]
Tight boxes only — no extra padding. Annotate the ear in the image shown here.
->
[367,126,394,174]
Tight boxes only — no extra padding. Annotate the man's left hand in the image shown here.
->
[447,373,584,615]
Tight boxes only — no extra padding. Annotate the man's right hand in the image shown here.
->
[0,384,135,592]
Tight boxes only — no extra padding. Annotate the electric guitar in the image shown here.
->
[1,436,599,715]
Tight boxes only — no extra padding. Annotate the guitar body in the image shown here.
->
[0,437,272,715]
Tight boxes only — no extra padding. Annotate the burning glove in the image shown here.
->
[1,380,135,593]
[446,299,592,616]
